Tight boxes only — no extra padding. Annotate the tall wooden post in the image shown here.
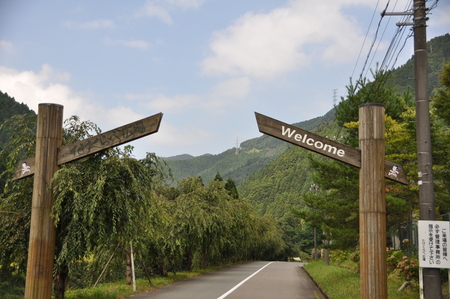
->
[359,104,387,299]
[25,104,64,299]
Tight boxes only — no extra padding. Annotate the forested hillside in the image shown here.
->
[164,34,450,187]
[0,92,35,190]
[239,33,450,251]
[164,108,335,185]
[0,92,34,148]
[388,33,450,95]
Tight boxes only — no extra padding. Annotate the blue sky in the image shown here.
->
[1,0,449,158]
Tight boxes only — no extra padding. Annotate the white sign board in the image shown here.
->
[418,220,450,268]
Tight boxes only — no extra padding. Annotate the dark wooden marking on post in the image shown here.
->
[359,104,387,299]
[13,113,163,180]
[255,112,408,185]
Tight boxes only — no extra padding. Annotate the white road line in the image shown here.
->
[217,262,273,299]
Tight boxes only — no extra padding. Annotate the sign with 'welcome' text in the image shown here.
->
[255,112,408,185]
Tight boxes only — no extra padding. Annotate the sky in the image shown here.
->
[1,0,449,159]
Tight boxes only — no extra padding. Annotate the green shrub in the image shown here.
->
[386,249,404,271]
[298,250,312,262]
[397,255,419,281]
[329,250,348,264]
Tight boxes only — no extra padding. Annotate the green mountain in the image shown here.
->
[388,33,450,95]
[164,108,336,185]
[239,33,450,220]
[165,34,449,187]
[0,91,35,189]
[0,92,34,147]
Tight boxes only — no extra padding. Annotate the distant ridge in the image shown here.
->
[163,108,336,185]
[163,33,450,187]
[163,154,194,161]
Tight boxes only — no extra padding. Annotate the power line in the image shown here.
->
[351,0,382,79]
[354,0,391,81]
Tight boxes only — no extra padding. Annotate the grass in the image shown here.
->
[304,261,419,299]
[65,264,237,299]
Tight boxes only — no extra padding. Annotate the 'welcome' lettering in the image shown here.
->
[281,126,296,138]
[281,125,345,157]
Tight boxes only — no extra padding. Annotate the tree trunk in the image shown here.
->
[159,262,168,277]
[125,249,132,285]
[53,265,69,299]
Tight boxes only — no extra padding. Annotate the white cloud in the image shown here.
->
[138,0,205,23]
[201,0,368,78]
[210,77,251,99]
[149,119,211,147]
[103,38,151,50]
[165,0,204,9]
[0,65,95,118]
[104,106,145,128]
[64,19,115,30]
[0,40,14,53]
[140,2,173,24]
[80,19,115,29]
[142,94,199,111]
[202,77,251,112]
[127,77,250,115]
[0,65,147,132]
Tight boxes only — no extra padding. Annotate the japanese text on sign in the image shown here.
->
[418,220,450,268]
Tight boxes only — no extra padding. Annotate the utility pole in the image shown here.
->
[383,1,442,298]
[413,1,441,297]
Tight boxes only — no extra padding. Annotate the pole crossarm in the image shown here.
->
[255,112,408,185]
[13,112,163,180]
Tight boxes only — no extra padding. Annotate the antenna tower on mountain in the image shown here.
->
[235,137,239,155]
[333,89,338,106]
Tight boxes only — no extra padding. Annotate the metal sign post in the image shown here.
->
[418,220,450,299]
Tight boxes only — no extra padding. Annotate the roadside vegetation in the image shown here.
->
[0,108,286,299]
[64,263,236,299]
[304,246,450,299]
[304,260,420,299]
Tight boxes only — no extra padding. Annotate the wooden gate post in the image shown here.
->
[25,104,63,299]
[359,103,387,299]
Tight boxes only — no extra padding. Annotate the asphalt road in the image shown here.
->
[129,261,322,299]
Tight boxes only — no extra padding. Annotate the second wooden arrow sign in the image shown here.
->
[255,112,408,185]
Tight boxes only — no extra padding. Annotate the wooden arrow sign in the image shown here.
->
[14,112,163,180]
[255,112,408,185]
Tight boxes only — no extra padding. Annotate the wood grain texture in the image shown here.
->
[255,112,361,166]
[359,104,387,299]
[13,113,163,180]
[25,104,63,299]
[255,112,407,185]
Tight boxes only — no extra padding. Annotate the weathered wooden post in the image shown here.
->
[15,104,163,299]
[359,103,387,299]
[25,104,63,299]
[255,108,404,299]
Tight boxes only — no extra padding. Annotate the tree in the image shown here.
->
[433,61,450,123]
[298,71,413,249]
[225,177,239,199]
[0,113,37,295]
[0,114,168,299]
[432,61,450,216]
